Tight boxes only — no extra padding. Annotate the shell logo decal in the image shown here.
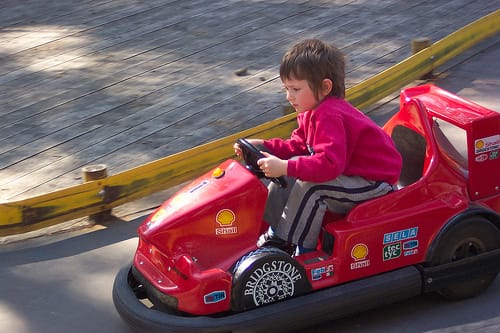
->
[216,209,235,226]
[474,135,499,154]
[351,243,368,261]
[215,209,238,235]
[350,243,370,270]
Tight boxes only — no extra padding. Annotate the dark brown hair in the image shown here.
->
[280,39,346,98]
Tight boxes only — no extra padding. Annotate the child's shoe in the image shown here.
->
[257,228,294,254]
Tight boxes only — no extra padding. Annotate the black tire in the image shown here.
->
[430,217,500,300]
[231,247,311,311]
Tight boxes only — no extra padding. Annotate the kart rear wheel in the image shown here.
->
[231,247,311,311]
[430,217,500,300]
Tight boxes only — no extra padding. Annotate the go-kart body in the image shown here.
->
[113,85,500,332]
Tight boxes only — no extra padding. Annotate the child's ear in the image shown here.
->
[321,78,333,96]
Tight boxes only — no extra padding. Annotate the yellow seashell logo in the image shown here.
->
[351,243,368,261]
[216,209,235,226]
[475,140,484,150]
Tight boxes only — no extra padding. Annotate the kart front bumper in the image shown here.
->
[112,264,422,333]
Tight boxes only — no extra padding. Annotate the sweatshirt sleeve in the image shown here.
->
[263,114,309,159]
[287,113,347,182]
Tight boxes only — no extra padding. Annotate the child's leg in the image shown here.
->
[276,176,392,250]
[274,179,327,249]
[322,176,393,214]
[258,177,297,252]
[262,177,295,229]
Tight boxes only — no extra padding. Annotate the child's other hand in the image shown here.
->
[257,152,287,178]
[233,142,243,157]
[233,139,264,157]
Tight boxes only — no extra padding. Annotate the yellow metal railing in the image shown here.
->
[1,10,498,236]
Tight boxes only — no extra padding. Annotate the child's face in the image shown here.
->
[282,78,324,113]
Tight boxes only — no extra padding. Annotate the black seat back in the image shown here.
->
[391,125,427,187]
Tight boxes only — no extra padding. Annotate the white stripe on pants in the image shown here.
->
[263,175,393,249]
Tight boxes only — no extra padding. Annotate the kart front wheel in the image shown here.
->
[231,247,311,311]
[430,217,500,300]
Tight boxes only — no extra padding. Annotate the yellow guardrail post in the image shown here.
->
[411,37,433,79]
[1,10,498,236]
[82,164,113,223]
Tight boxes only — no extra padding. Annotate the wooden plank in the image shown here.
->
[1,8,498,235]
[0,0,300,120]
[0,0,229,109]
[0,3,360,195]
[0,1,499,229]
[0,114,297,235]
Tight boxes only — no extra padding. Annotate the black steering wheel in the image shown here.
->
[237,138,287,188]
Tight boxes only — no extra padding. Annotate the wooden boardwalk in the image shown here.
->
[0,0,499,202]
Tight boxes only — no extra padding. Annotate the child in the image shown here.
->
[234,39,402,255]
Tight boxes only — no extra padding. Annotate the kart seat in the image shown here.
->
[432,120,469,179]
[391,125,426,188]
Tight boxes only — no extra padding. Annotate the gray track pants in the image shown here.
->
[263,175,393,249]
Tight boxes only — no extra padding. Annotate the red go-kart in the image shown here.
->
[113,85,500,332]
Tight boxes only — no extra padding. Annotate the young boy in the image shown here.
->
[234,39,402,255]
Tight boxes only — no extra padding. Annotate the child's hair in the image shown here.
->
[280,39,346,99]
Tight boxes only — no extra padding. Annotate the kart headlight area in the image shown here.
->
[132,237,233,315]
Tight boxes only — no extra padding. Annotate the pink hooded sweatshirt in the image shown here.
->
[264,96,402,184]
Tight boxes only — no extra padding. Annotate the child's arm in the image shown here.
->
[263,112,309,158]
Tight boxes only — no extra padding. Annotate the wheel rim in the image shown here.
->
[450,238,485,261]
[252,270,295,305]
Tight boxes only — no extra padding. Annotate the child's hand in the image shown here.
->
[257,152,287,178]
[233,142,243,157]
[233,139,264,157]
